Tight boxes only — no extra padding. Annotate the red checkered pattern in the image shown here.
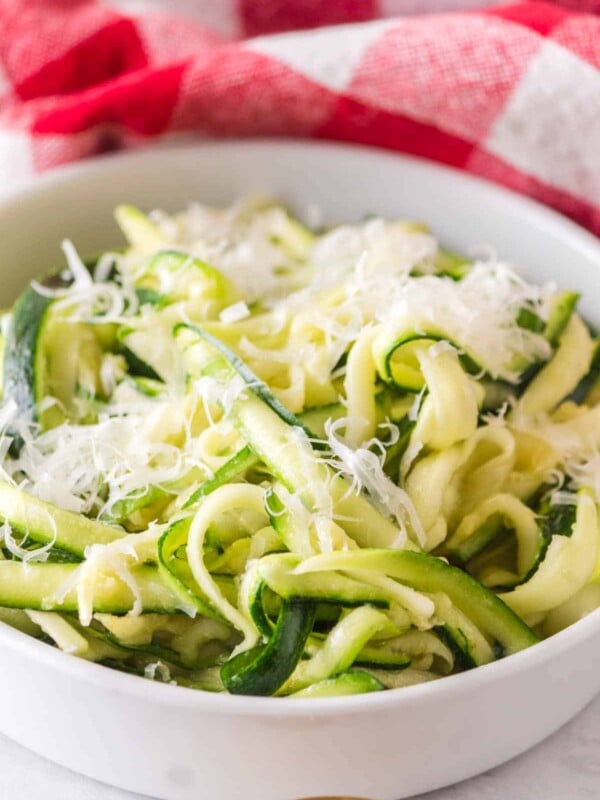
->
[0,1,598,234]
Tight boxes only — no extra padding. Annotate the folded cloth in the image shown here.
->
[0,1,597,233]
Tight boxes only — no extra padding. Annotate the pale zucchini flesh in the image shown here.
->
[0,200,594,699]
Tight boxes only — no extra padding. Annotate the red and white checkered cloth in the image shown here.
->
[0,1,598,233]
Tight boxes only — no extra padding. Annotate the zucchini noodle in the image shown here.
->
[0,196,597,697]
[186,483,266,649]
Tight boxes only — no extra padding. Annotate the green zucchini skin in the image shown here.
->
[182,406,341,512]
[435,626,477,670]
[0,480,125,557]
[103,484,170,524]
[175,323,314,434]
[221,599,316,696]
[434,249,471,280]
[568,338,600,405]
[142,250,238,308]
[517,291,580,344]
[4,283,68,457]
[183,446,258,510]
[353,647,411,671]
[118,334,163,381]
[290,670,385,697]
[379,331,480,393]
[246,580,274,640]
[157,518,222,620]
[297,403,345,438]
[4,267,109,444]
[517,291,582,394]
[292,549,539,656]
[451,517,502,565]
[180,324,414,550]
[0,562,178,613]
[544,290,580,346]
[496,502,578,591]
[4,285,53,423]
[460,502,579,593]
[135,287,165,308]
[4,272,74,434]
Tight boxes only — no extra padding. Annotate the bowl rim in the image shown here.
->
[0,138,599,717]
[3,138,599,263]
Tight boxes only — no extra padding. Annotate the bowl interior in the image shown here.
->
[0,140,598,712]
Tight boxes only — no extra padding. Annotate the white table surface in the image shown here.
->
[0,693,598,800]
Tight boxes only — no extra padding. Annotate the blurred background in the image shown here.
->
[0,0,597,233]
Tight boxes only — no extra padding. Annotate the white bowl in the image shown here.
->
[0,141,599,800]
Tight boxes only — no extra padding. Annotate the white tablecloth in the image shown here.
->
[1,693,598,800]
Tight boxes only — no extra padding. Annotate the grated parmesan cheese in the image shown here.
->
[324,417,424,547]
[219,301,250,324]
[0,197,591,678]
